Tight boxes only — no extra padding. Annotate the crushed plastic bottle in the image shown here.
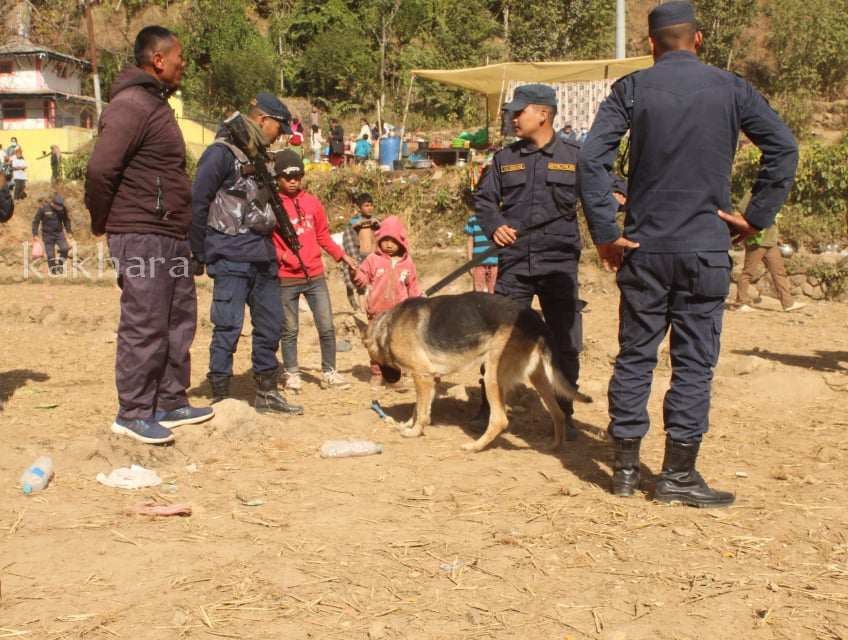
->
[20,456,54,494]
[320,440,384,458]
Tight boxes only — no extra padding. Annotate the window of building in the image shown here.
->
[0,61,13,74]
[1,102,27,120]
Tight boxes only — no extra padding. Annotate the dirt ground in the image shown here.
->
[1,247,847,640]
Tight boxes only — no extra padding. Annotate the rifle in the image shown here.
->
[222,112,309,279]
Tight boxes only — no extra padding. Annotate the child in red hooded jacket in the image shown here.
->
[355,215,422,387]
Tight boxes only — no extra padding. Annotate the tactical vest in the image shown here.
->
[206,140,276,236]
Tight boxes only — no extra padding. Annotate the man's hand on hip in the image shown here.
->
[493,225,518,247]
[717,209,759,245]
[596,236,640,273]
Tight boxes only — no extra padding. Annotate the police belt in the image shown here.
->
[425,215,565,297]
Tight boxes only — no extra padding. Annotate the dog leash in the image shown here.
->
[424,216,564,297]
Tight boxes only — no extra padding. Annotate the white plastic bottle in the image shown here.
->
[20,456,54,494]
[320,440,383,458]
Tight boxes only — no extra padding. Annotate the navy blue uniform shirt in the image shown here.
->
[474,135,581,277]
[578,50,798,253]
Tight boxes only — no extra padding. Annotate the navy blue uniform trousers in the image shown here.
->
[609,251,731,442]
[495,266,582,400]
[207,259,282,377]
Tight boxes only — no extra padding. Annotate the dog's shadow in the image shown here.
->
[382,383,655,492]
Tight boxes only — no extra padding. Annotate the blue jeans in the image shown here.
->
[207,259,282,377]
[280,277,336,373]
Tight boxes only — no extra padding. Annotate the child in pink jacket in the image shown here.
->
[355,215,422,386]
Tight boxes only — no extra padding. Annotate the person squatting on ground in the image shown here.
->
[33,194,73,274]
[191,93,303,416]
[464,213,498,294]
[578,1,798,507]
[340,192,380,311]
[735,197,804,313]
[273,150,359,393]
[355,216,422,388]
[474,83,584,440]
[85,25,213,444]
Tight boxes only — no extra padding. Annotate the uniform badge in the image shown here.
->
[548,162,576,172]
[500,163,525,173]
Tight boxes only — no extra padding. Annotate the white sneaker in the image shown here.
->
[321,368,351,390]
[284,371,303,392]
[784,301,807,312]
[737,304,755,313]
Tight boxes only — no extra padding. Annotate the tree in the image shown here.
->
[692,0,757,70]
[766,0,848,97]
[178,0,278,117]
[507,0,616,62]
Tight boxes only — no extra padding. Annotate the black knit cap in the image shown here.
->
[273,149,304,177]
[648,1,696,33]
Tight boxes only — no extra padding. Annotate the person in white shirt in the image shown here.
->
[359,118,371,141]
[11,147,27,200]
[310,125,324,163]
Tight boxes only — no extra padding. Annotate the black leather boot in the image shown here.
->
[254,371,304,415]
[611,437,641,496]
[208,375,230,404]
[469,377,490,433]
[654,438,735,508]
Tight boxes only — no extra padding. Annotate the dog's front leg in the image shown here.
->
[399,374,435,438]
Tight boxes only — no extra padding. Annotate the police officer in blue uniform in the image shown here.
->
[475,84,584,438]
[33,194,72,274]
[192,93,303,416]
[578,1,798,507]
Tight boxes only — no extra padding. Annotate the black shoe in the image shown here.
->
[611,437,641,496]
[254,371,304,415]
[208,374,230,404]
[654,438,735,508]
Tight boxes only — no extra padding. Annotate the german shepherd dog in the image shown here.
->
[362,292,591,452]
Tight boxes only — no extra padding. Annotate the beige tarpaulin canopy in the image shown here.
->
[407,55,654,122]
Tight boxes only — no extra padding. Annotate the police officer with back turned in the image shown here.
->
[475,84,584,439]
[578,1,798,507]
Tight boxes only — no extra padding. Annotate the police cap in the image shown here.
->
[649,1,696,33]
[253,92,293,134]
[503,84,558,113]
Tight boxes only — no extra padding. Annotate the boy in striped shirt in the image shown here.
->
[464,214,498,293]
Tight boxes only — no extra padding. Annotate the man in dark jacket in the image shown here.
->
[33,193,72,274]
[190,94,303,416]
[578,1,798,506]
[0,172,13,223]
[85,25,213,444]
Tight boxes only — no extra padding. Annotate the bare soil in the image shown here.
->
[1,248,847,640]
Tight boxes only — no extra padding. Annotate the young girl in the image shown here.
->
[355,216,421,386]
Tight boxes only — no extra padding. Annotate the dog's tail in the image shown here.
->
[538,338,592,404]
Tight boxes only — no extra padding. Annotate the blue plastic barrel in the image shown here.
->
[378,136,401,169]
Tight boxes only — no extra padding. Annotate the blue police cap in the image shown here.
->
[503,84,558,113]
[253,92,293,134]
[648,1,696,33]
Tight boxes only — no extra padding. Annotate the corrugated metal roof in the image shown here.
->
[0,38,91,69]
